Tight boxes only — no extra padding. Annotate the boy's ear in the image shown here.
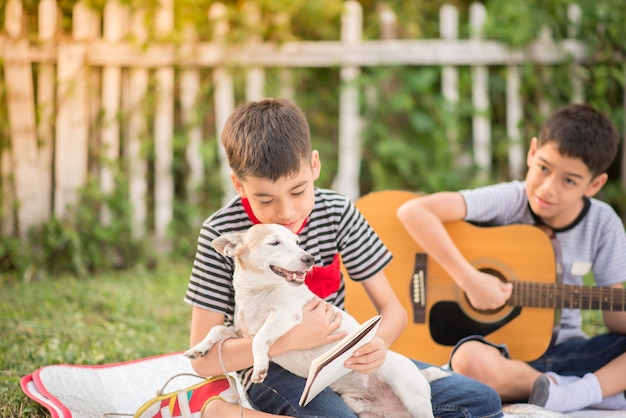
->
[230,172,246,198]
[311,150,321,181]
[585,172,608,198]
[526,137,539,167]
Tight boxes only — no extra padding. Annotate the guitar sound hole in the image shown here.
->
[464,267,508,315]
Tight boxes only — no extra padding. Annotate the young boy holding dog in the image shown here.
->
[397,103,626,413]
[177,98,503,417]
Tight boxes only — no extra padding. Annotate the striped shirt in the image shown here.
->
[184,188,392,325]
[461,180,626,344]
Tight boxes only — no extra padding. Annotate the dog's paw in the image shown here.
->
[184,345,209,359]
[250,367,268,383]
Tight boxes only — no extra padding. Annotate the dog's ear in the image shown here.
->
[212,232,244,257]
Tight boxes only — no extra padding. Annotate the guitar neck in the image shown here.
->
[510,282,626,311]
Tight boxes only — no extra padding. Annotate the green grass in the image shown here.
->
[0,260,193,418]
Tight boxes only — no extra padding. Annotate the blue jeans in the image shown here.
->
[528,333,626,376]
[451,333,626,377]
[247,361,503,418]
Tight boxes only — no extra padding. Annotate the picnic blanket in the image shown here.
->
[20,352,626,417]
[20,352,251,418]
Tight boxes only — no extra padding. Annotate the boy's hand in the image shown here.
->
[343,336,386,374]
[464,270,513,311]
[279,298,346,352]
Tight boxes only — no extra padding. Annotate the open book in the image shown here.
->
[299,315,382,406]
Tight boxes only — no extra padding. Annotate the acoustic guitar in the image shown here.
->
[345,190,625,366]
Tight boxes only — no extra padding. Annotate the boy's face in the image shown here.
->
[231,151,321,234]
[525,138,607,229]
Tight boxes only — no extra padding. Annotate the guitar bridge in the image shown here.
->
[411,253,427,324]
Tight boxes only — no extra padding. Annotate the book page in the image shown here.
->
[299,315,382,406]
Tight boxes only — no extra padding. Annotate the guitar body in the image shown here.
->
[345,190,559,366]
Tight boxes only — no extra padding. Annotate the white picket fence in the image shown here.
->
[0,0,606,243]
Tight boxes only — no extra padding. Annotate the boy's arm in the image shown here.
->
[188,301,345,377]
[397,192,512,311]
[360,271,408,348]
[343,270,407,374]
[188,307,255,377]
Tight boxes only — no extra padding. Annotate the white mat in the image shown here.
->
[21,352,250,418]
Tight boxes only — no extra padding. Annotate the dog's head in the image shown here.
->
[212,224,315,287]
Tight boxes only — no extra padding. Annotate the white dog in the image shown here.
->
[185,223,447,418]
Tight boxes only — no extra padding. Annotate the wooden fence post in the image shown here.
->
[126,9,149,238]
[440,4,460,166]
[378,5,397,40]
[277,11,295,101]
[37,0,57,225]
[470,2,491,179]
[100,0,126,225]
[4,0,21,37]
[54,1,97,217]
[4,0,46,238]
[154,0,175,244]
[440,4,459,103]
[506,64,524,179]
[333,0,362,201]
[244,2,265,101]
[209,2,236,205]
[537,26,555,119]
[2,0,20,236]
[180,24,204,219]
[567,3,584,104]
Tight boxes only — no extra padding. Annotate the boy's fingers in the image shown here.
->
[304,297,322,311]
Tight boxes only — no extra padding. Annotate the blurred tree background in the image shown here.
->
[0,0,624,278]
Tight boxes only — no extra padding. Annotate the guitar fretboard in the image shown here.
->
[510,282,626,311]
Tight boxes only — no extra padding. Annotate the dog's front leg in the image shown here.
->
[184,325,239,359]
[250,309,300,383]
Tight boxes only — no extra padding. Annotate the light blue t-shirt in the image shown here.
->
[461,180,626,344]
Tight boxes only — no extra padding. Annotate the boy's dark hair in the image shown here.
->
[221,98,312,182]
[538,103,619,177]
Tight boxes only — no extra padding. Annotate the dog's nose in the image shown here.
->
[302,255,314,267]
